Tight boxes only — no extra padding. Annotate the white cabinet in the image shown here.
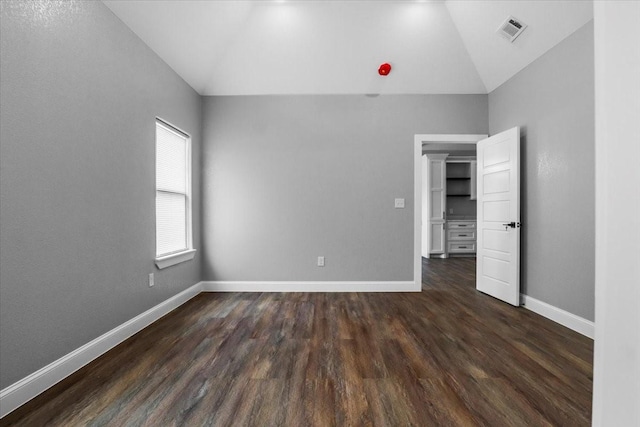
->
[425,154,447,256]
[449,228,476,241]
[424,154,477,258]
[429,155,446,222]
[431,223,446,254]
[449,241,477,253]
[447,220,477,255]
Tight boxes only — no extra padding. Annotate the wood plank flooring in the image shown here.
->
[1,257,593,426]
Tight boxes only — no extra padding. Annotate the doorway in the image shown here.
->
[415,130,523,307]
[413,134,486,289]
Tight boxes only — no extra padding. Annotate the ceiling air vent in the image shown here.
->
[497,16,527,43]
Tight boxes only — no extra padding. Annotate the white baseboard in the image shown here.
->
[202,281,419,293]
[521,294,594,339]
[0,282,203,419]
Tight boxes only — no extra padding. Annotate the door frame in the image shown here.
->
[413,134,488,287]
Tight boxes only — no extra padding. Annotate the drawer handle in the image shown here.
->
[459,234,467,237]
[458,225,467,227]
[459,246,467,248]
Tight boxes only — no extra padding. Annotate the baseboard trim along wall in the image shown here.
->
[201,281,420,293]
[521,294,595,339]
[0,282,204,419]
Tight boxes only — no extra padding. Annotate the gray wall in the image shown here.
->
[489,22,595,321]
[202,95,487,281]
[0,1,202,388]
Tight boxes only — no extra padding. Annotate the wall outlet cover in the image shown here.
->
[317,256,325,267]
[394,198,405,208]
[148,273,154,287]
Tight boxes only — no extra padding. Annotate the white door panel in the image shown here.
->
[483,257,510,283]
[483,200,511,222]
[483,170,510,194]
[476,127,521,306]
[483,229,510,253]
[483,143,511,167]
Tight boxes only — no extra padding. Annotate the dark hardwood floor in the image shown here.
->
[2,257,593,426]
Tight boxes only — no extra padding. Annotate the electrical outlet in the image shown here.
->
[449,208,454,214]
[148,273,154,287]
[317,256,325,267]
[394,198,405,208]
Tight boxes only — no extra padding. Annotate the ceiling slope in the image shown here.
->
[103,0,593,96]
[446,0,593,92]
[103,0,486,95]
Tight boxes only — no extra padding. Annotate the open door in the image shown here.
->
[476,127,521,306]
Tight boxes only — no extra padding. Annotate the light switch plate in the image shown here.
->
[394,198,405,208]
[148,273,154,287]
[317,256,325,267]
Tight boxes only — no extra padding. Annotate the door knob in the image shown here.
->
[503,222,516,230]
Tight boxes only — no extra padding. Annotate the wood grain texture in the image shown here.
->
[1,258,593,426]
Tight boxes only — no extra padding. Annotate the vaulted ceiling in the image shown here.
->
[102,0,593,96]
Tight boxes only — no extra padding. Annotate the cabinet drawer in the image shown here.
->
[448,229,476,241]
[448,221,476,229]
[448,242,476,253]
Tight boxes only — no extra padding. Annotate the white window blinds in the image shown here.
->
[156,121,191,257]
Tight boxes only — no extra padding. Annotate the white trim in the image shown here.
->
[155,249,197,269]
[413,134,488,290]
[156,117,191,139]
[202,281,418,293]
[413,137,422,287]
[592,3,640,425]
[421,154,430,259]
[415,134,489,143]
[521,294,594,339]
[0,282,203,418]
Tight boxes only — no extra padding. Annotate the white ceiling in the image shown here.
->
[103,0,593,96]
[446,0,593,92]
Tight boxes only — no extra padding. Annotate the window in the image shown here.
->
[155,119,195,268]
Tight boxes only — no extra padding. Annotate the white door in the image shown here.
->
[476,127,521,306]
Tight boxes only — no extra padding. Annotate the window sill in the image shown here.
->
[155,249,197,269]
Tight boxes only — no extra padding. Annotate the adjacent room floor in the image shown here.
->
[1,258,593,426]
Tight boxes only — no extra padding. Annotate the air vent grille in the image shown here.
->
[497,16,527,43]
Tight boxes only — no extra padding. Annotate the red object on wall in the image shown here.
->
[378,63,392,76]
